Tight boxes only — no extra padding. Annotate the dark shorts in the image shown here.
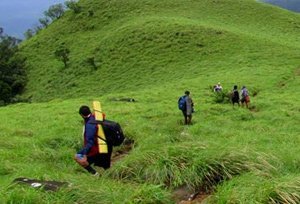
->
[241,96,250,103]
[182,110,191,117]
[232,97,239,104]
[87,146,112,169]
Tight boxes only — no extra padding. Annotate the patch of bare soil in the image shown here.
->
[110,97,136,102]
[111,138,134,164]
[13,177,69,191]
[172,186,211,204]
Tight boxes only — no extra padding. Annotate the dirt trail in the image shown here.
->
[172,186,211,204]
[111,139,134,164]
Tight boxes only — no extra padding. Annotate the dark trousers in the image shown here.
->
[85,145,113,174]
[182,110,192,125]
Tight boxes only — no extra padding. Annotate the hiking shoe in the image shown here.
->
[93,172,99,177]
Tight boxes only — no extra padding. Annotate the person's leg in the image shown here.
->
[187,114,192,125]
[246,96,250,108]
[84,165,97,174]
[85,156,97,174]
[74,154,88,167]
[241,98,244,107]
[95,146,113,170]
[182,111,187,125]
[233,100,240,107]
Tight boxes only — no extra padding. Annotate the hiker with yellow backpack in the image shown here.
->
[74,103,124,176]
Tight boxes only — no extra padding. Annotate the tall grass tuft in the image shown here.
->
[269,178,300,204]
[108,143,275,193]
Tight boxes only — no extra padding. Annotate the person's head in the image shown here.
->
[218,82,221,85]
[185,90,190,96]
[79,105,91,118]
[234,85,238,89]
[242,85,246,89]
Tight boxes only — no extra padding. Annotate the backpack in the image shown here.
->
[94,120,125,146]
[232,90,239,98]
[178,95,187,111]
[241,88,248,97]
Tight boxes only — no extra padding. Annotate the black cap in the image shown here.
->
[79,105,91,116]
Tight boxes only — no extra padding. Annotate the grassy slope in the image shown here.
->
[1,0,300,203]
[19,0,300,101]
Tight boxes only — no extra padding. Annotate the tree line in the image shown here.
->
[0,28,27,105]
[24,0,81,39]
[0,0,82,105]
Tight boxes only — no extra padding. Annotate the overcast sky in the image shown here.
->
[0,0,299,39]
[0,0,65,39]
[261,0,300,12]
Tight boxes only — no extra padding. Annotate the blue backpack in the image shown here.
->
[178,96,186,111]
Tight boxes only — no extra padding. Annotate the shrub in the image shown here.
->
[213,89,231,104]
[54,43,70,68]
[24,29,35,39]
[86,56,97,70]
[44,3,65,21]
[38,17,50,28]
[65,0,82,14]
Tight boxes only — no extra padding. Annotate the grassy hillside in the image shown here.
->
[1,0,300,203]
[19,0,300,101]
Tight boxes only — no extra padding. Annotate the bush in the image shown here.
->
[65,0,82,14]
[213,89,231,104]
[44,3,65,21]
[24,29,35,39]
[54,43,70,68]
[86,56,97,70]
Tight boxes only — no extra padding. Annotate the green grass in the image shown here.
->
[1,0,300,203]
[19,0,300,102]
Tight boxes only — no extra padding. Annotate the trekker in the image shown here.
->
[178,91,194,125]
[240,86,250,108]
[231,85,240,106]
[74,105,112,176]
[214,82,223,92]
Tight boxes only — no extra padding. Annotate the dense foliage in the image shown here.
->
[0,29,27,105]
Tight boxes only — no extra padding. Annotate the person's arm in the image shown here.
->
[77,123,97,155]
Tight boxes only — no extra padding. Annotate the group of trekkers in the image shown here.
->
[75,82,251,176]
[230,84,250,108]
[178,82,251,125]
[213,82,250,108]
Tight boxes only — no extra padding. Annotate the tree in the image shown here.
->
[54,43,70,68]
[24,29,35,39]
[33,24,43,34]
[0,28,27,105]
[44,3,65,21]
[23,3,64,39]
[65,0,81,14]
[39,17,50,28]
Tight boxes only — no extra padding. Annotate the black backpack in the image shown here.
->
[94,120,125,146]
